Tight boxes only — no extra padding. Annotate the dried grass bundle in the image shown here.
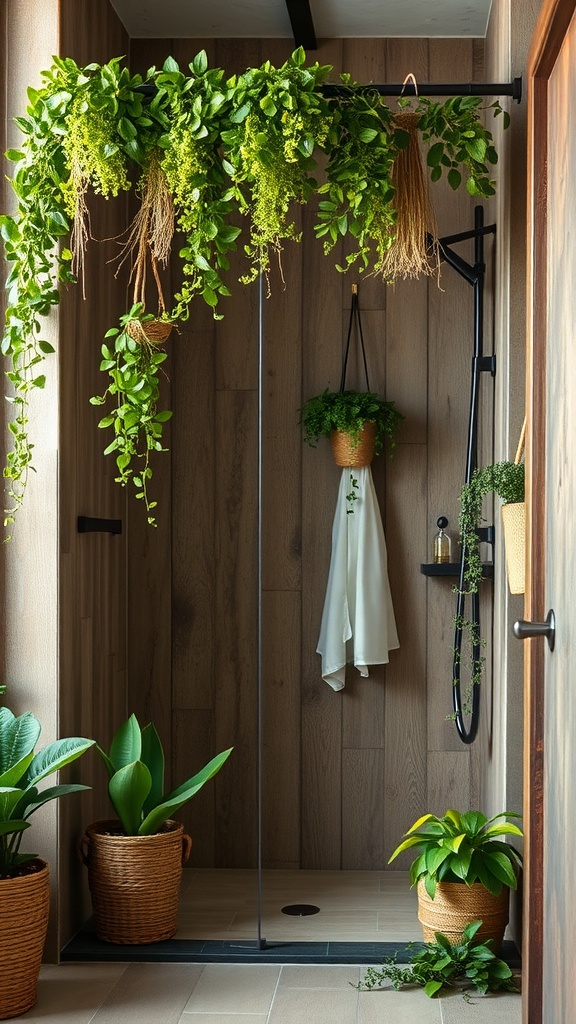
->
[379,111,440,283]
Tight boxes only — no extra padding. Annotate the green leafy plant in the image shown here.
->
[89,303,173,526]
[157,52,241,318]
[2,49,508,531]
[300,388,402,455]
[0,706,94,876]
[458,461,525,596]
[96,714,232,836]
[388,808,523,899]
[222,46,333,285]
[359,920,518,999]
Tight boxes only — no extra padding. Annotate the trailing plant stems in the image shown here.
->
[1,50,509,529]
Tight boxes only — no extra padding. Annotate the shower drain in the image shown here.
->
[281,904,320,916]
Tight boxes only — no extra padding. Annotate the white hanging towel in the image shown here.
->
[317,466,399,690]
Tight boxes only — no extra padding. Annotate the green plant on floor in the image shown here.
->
[388,808,523,899]
[0,705,94,876]
[300,388,403,455]
[96,713,233,836]
[358,920,518,999]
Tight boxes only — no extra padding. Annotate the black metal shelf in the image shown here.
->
[420,562,494,578]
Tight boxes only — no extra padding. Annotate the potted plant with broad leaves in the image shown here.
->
[388,809,523,950]
[78,714,232,944]
[300,389,403,468]
[0,705,94,1020]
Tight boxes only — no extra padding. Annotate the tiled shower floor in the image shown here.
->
[52,871,521,1022]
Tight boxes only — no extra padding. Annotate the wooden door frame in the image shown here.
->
[524,1,576,1021]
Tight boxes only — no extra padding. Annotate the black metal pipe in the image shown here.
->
[322,78,522,102]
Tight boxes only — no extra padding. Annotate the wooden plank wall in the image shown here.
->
[57,0,130,946]
[128,35,489,873]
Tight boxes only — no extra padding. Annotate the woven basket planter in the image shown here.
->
[78,819,191,944]
[501,501,526,595]
[126,317,173,345]
[417,880,509,951]
[330,422,376,467]
[0,859,49,1020]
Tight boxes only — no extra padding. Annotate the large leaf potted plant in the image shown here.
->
[0,705,94,1020]
[78,714,232,944]
[388,808,523,950]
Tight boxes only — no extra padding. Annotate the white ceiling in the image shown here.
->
[109,0,493,40]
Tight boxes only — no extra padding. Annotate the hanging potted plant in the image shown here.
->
[300,388,402,467]
[388,808,523,951]
[78,714,232,944]
[0,704,94,1019]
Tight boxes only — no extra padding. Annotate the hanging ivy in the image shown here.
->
[0,48,508,529]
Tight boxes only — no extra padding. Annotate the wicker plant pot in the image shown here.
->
[78,819,191,944]
[417,880,509,951]
[501,501,526,595]
[330,422,376,467]
[0,859,50,1020]
[126,317,173,345]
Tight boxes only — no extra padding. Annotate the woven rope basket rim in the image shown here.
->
[80,820,190,945]
[501,502,525,595]
[0,859,49,1020]
[330,422,376,467]
[126,317,173,345]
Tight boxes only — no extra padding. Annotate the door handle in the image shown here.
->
[513,609,555,651]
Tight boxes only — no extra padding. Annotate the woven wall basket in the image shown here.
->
[501,501,526,595]
[417,880,509,951]
[330,422,376,467]
[0,859,49,1020]
[78,819,192,945]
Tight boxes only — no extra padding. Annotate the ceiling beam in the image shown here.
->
[284,0,317,50]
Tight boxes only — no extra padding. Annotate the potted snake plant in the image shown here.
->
[78,714,232,944]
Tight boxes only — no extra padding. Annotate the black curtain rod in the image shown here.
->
[136,77,522,103]
[322,78,522,102]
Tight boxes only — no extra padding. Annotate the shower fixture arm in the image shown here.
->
[438,206,496,744]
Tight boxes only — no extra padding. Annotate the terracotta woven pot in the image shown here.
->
[417,879,509,950]
[0,859,49,1020]
[501,501,525,595]
[330,422,376,467]
[78,819,191,944]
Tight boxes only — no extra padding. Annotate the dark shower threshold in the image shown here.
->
[61,929,522,968]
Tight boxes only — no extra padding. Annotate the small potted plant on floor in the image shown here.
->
[0,704,94,1019]
[388,808,523,950]
[78,714,232,944]
[300,388,403,467]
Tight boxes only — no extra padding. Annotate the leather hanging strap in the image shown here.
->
[339,286,371,393]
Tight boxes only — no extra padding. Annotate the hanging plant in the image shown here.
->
[315,75,399,275]
[156,52,242,318]
[1,49,509,532]
[90,304,172,526]
[222,47,334,287]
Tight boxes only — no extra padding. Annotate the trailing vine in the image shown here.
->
[222,47,333,286]
[1,48,509,529]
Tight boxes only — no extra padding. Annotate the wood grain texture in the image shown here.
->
[261,590,301,868]
[342,749,387,869]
